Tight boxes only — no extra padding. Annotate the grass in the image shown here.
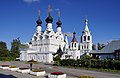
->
[87,68,120,73]
[59,66,120,73]
[77,76,95,78]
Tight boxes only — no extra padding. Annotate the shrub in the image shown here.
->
[54,57,120,70]
[77,76,95,78]
[19,68,29,70]
[32,69,44,72]
[9,66,18,68]
[53,61,60,66]
[114,60,120,70]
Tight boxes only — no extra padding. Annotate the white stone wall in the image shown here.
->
[20,51,27,61]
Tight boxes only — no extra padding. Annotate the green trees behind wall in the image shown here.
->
[0,37,21,61]
[11,37,21,58]
[0,41,11,61]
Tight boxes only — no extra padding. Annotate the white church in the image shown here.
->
[20,6,93,63]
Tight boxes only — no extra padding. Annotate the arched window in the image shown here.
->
[84,45,86,49]
[75,43,76,47]
[72,43,73,48]
[88,36,90,40]
[87,45,89,49]
[84,36,86,41]
[39,48,41,51]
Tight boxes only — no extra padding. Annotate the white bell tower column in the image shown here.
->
[80,17,92,52]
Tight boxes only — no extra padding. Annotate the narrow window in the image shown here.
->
[72,43,73,47]
[75,43,76,47]
[87,45,89,49]
[88,36,90,40]
[84,36,86,41]
[84,45,86,49]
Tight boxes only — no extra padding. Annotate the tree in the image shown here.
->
[0,41,7,50]
[19,44,29,50]
[0,41,9,57]
[81,55,92,68]
[97,43,105,50]
[92,44,96,50]
[11,37,21,58]
[53,56,61,66]
[0,41,13,61]
[0,41,10,57]
[54,46,63,58]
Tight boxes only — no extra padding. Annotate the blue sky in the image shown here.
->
[0,0,120,48]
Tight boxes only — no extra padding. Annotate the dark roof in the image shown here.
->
[45,15,53,23]
[56,46,63,57]
[56,19,62,27]
[90,40,120,53]
[36,18,42,26]
[71,32,77,42]
[101,40,120,53]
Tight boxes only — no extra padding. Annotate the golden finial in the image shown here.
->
[58,11,60,19]
[48,5,51,15]
[38,9,40,18]
[85,16,88,22]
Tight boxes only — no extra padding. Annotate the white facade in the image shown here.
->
[62,18,93,59]
[20,7,93,63]
[62,32,80,60]
[20,7,65,63]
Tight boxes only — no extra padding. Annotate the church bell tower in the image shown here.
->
[80,17,92,54]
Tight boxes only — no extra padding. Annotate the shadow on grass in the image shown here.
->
[0,74,17,78]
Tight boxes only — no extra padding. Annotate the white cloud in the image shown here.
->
[24,0,40,3]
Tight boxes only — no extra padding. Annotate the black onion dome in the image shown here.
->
[73,32,76,34]
[29,42,32,44]
[56,19,62,27]
[45,15,53,23]
[36,18,42,26]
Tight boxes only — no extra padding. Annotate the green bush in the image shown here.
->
[0,57,15,61]
[77,76,95,78]
[114,60,120,70]
[9,66,18,68]
[54,58,120,70]
[32,69,44,72]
